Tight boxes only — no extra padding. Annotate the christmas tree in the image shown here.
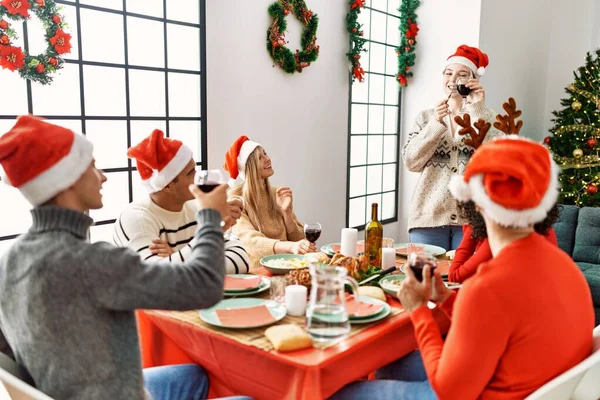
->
[547,48,600,207]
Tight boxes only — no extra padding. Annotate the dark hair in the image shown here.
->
[457,201,561,240]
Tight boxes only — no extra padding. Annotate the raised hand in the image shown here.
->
[466,78,485,104]
[276,187,294,213]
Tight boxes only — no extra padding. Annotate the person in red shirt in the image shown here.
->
[331,136,595,400]
[449,201,560,283]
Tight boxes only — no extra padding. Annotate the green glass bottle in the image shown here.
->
[365,203,383,267]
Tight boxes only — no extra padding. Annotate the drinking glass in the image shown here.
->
[195,169,224,193]
[304,222,322,245]
[269,276,287,304]
[456,76,472,114]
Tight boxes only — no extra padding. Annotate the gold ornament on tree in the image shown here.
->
[573,148,584,158]
[571,100,582,111]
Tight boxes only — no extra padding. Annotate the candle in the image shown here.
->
[285,285,308,316]
[340,228,358,256]
[381,248,396,269]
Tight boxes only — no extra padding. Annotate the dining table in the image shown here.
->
[137,257,451,400]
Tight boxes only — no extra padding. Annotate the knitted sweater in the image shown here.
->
[114,197,249,274]
[412,233,594,399]
[449,225,558,283]
[403,101,503,231]
[0,206,225,400]
[232,197,304,270]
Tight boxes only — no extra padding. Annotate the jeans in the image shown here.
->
[143,364,253,400]
[409,225,463,251]
[329,351,437,400]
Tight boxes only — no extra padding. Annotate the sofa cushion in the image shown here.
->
[576,262,600,307]
[554,205,579,255]
[572,207,600,265]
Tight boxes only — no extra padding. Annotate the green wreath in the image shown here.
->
[0,0,72,85]
[266,0,319,74]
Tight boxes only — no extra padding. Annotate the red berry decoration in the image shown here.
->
[0,20,8,30]
[587,138,597,149]
[0,35,9,45]
[543,136,551,145]
[587,184,598,195]
[35,0,45,6]
[48,57,58,66]
[52,14,61,24]
[35,63,45,73]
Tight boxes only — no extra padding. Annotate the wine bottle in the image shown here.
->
[365,203,383,267]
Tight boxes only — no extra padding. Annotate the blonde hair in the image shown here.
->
[230,147,282,232]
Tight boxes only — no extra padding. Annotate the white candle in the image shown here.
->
[381,248,396,269]
[285,285,308,316]
[340,228,358,256]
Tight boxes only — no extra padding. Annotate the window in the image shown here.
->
[346,0,401,229]
[0,0,207,251]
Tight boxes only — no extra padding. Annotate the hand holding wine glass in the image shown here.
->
[195,169,224,193]
[466,78,485,104]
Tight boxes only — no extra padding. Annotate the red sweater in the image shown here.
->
[411,233,594,400]
[449,225,558,283]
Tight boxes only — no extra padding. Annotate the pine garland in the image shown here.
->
[346,0,367,83]
[395,0,420,88]
[266,0,319,74]
[0,0,72,85]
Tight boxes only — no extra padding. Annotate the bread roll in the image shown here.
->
[357,286,386,302]
[265,324,312,352]
[307,252,330,264]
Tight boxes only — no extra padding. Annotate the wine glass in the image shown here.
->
[195,169,224,193]
[304,222,322,245]
[456,76,472,114]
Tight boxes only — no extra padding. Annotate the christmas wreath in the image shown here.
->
[396,0,420,88]
[266,0,319,74]
[346,0,367,83]
[0,0,72,85]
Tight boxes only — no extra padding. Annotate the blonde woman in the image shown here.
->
[225,136,316,270]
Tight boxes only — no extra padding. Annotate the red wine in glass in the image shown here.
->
[305,228,322,243]
[408,252,437,282]
[304,222,322,244]
[198,181,219,193]
[457,83,472,97]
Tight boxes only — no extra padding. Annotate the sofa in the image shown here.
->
[553,205,600,326]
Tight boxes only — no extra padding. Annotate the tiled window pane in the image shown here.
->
[384,107,398,134]
[349,167,367,198]
[130,120,168,150]
[386,46,398,75]
[351,105,368,134]
[127,17,164,68]
[80,9,124,64]
[383,136,397,163]
[83,66,126,116]
[371,0,388,12]
[167,24,200,71]
[126,0,163,18]
[167,0,200,24]
[383,164,396,192]
[32,63,81,115]
[58,5,80,60]
[370,11,387,43]
[86,121,128,169]
[369,74,385,104]
[0,71,28,115]
[168,73,201,117]
[357,9,370,40]
[368,105,384,134]
[349,197,366,228]
[368,43,386,74]
[382,191,396,220]
[385,76,399,105]
[169,121,202,162]
[0,185,31,237]
[129,70,166,117]
[387,16,400,47]
[350,136,367,166]
[367,136,383,164]
[132,172,148,202]
[80,0,123,11]
[367,165,383,194]
[352,73,369,103]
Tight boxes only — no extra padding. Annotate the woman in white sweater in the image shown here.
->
[402,45,503,250]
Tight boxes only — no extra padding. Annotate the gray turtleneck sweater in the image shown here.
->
[0,205,225,400]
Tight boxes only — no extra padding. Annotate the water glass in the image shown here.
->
[269,276,286,303]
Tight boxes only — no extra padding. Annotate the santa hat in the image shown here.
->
[127,129,192,193]
[0,116,94,206]
[445,45,489,77]
[223,135,261,185]
[448,136,560,228]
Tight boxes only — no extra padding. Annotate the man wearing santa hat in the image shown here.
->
[0,117,249,399]
[333,136,594,399]
[114,129,250,274]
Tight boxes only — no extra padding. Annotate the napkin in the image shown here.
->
[224,275,262,291]
[216,305,275,327]
[345,294,383,317]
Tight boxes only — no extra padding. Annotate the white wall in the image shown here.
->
[542,0,600,136]
[387,0,483,243]
[205,0,349,245]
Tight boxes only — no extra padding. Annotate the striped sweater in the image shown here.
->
[402,100,504,231]
[114,197,250,274]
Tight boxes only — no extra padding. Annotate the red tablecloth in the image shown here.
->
[138,300,450,400]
